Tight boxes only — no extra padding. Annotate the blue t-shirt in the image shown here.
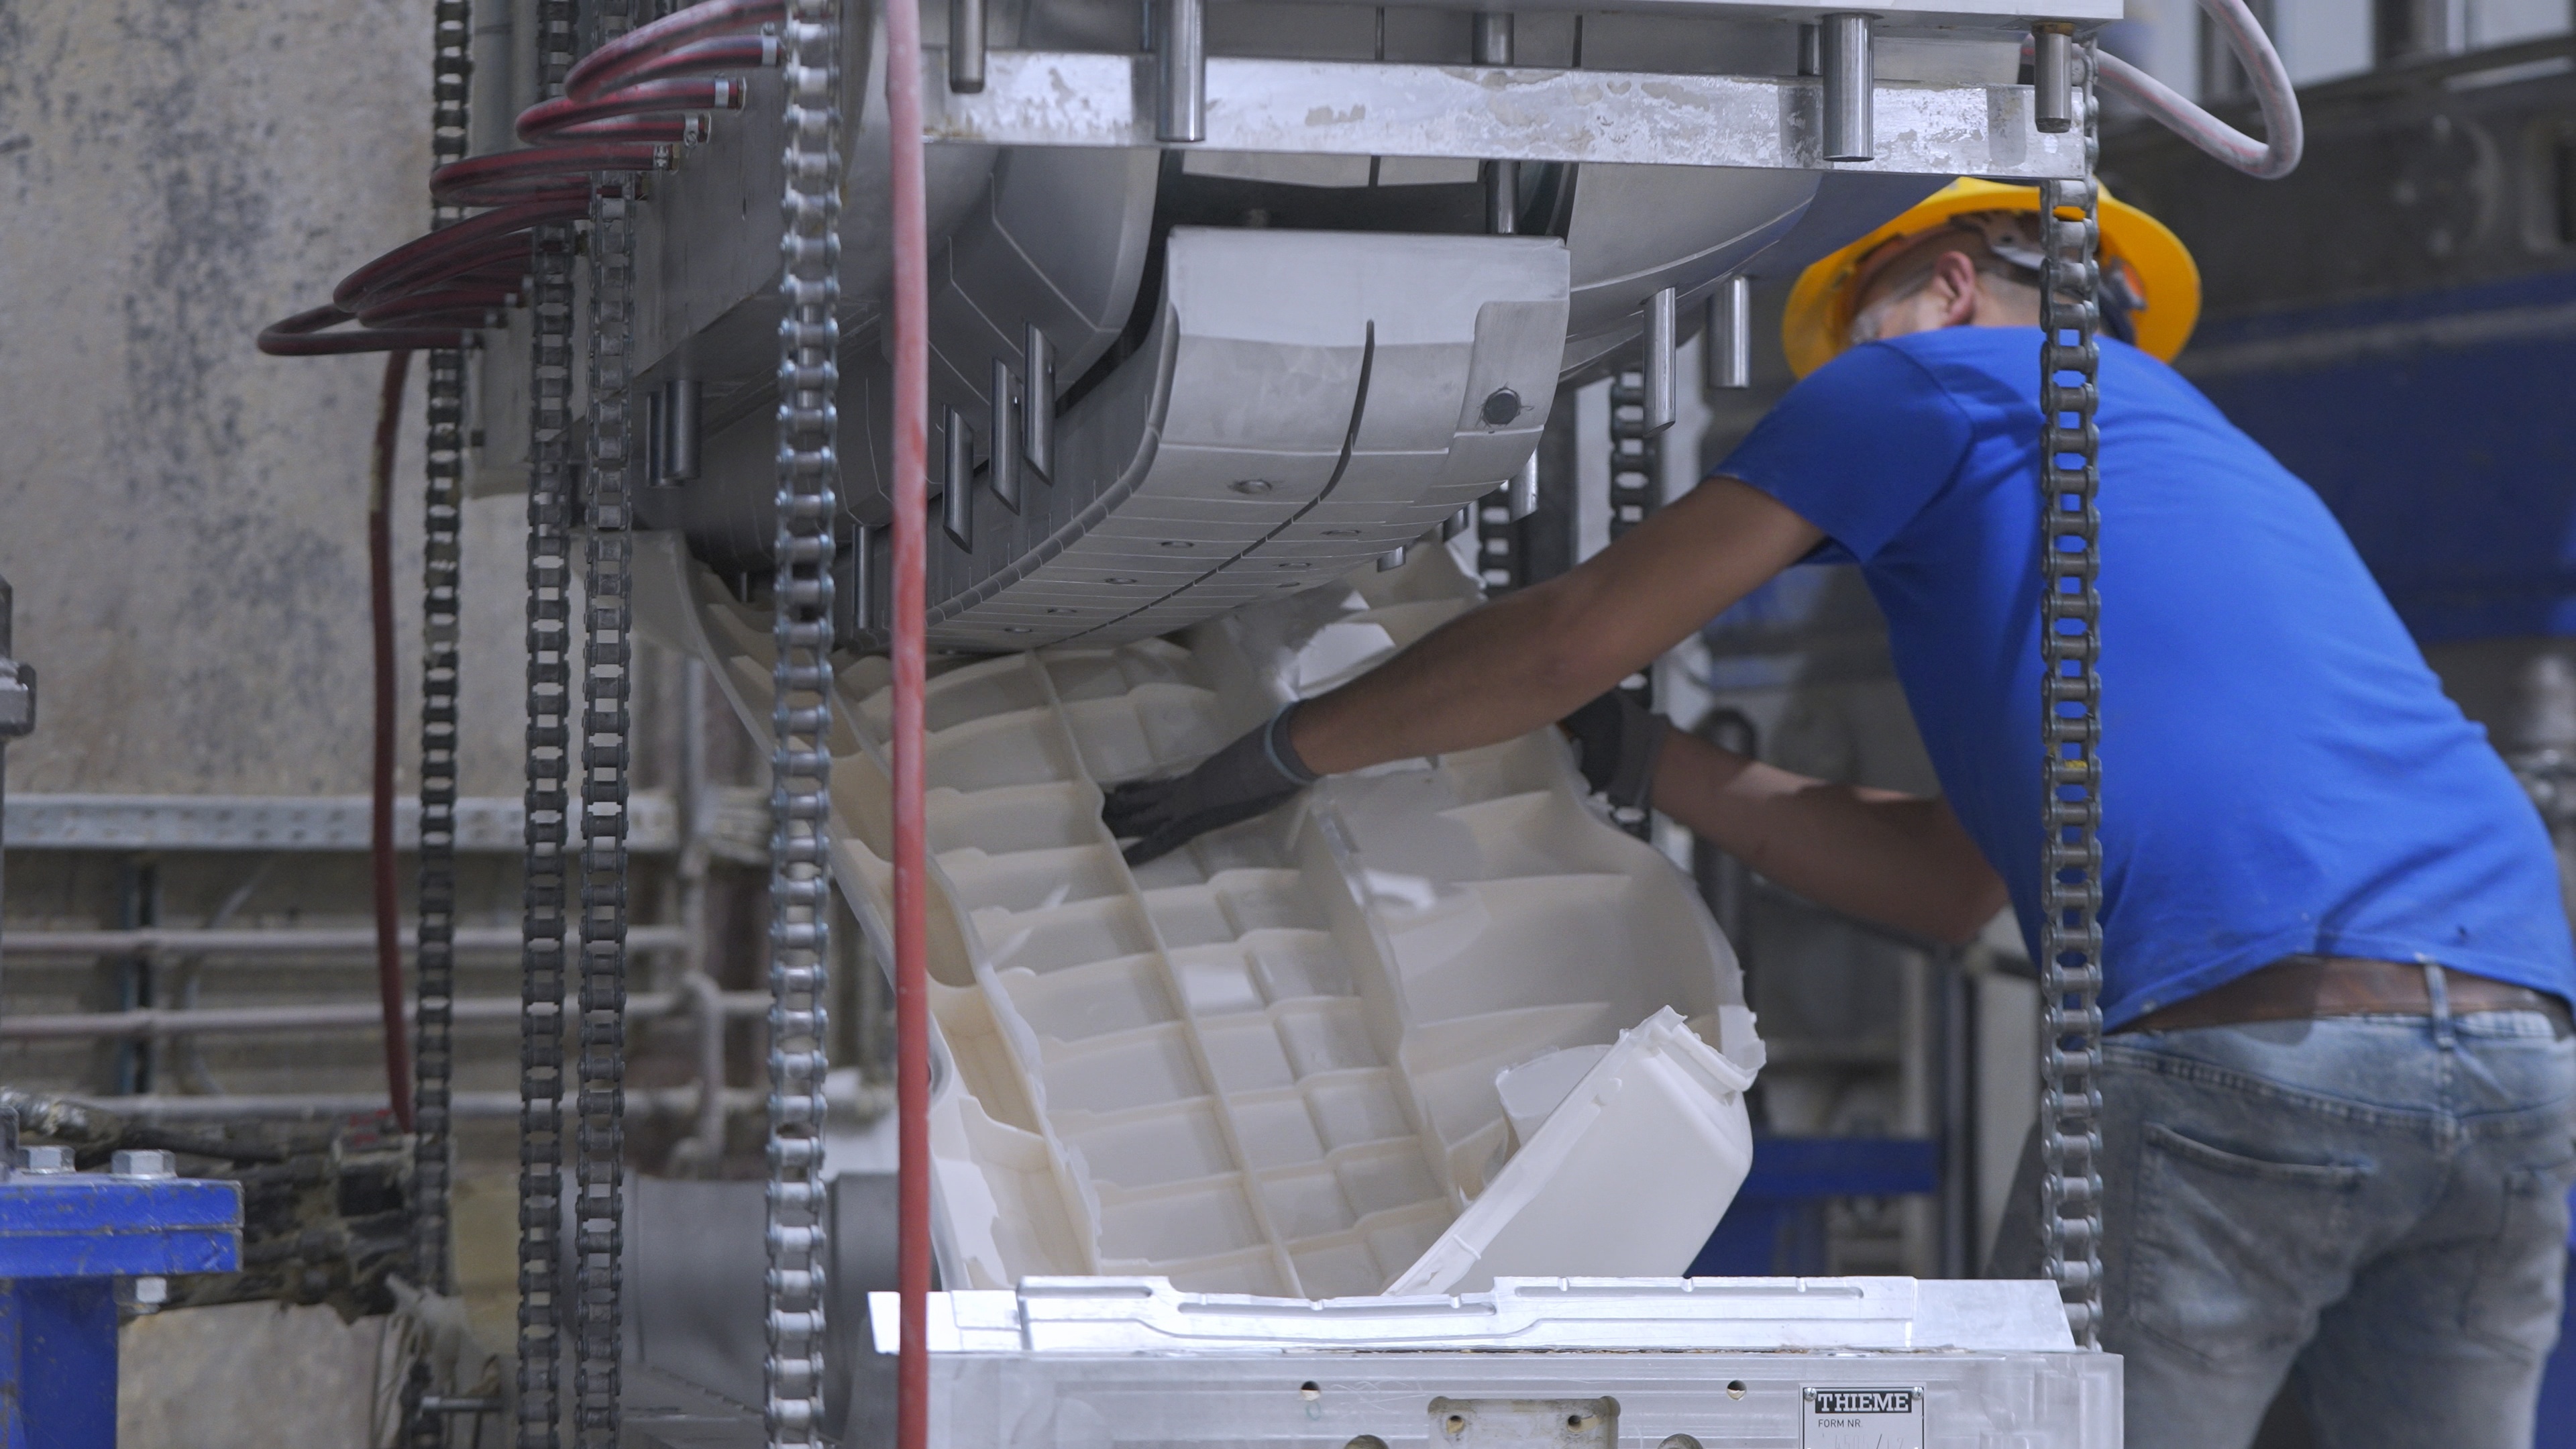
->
[1715,326,2575,1025]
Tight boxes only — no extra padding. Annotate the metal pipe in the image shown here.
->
[1706,275,1752,391]
[989,358,1020,513]
[949,0,987,92]
[1507,452,1539,521]
[941,405,973,549]
[2033,25,2074,134]
[1022,323,1054,480]
[0,989,769,1042]
[682,971,731,1172]
[0,925,688,959]
[1641,285,1678,435]
[1819,13,1874,163]
[1154,0,1206,142]
[70,1085,780,1122]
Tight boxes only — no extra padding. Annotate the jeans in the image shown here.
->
[1988,982,2576,1449]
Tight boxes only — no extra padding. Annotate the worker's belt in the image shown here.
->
[2116,955,2573,1036]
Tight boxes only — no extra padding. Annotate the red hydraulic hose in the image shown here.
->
[368,351,417,1134]
[259,305,468,356]
[886,0,930,1441]
[578,34,777,100]
[547,114,706,144]
[517,76,746,144]
[432,145,667,207]
[333,194,586,314]
[564,0,782,101]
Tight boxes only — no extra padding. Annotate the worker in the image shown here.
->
[1104,179,2576,1448]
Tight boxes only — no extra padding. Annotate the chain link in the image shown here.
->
[2037,40,2107,1349]
[412,0,473,1317]
[574,44,639,1436]
[1604,369,1662,839]
[518,3,581,1442]
[767,1,843,1441]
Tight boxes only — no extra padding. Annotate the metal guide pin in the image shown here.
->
[943,405,975,549]
[1707,276,1752,391]
[1642,286,1678,435]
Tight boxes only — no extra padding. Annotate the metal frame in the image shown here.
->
[2,793,681,853]
[920,51,2089,177]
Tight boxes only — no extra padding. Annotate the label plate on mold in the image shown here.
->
[1801,1386,1924,1448]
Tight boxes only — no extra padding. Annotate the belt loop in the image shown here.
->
[2422,955,2456,1050]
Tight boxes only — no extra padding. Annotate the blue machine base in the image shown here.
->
[0,1279,116,1449]
[0,1173,241,1449]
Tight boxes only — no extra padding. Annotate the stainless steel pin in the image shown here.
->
[943,406,974,549]
[1821,13,1875,163]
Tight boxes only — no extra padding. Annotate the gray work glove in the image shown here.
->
[1560,688,1668,812]
[1103,703,1318,867]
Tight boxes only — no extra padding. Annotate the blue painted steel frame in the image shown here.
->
[0,1175,241,1449]
[2185,270,2576,645]
[1686,1136,1941,1277]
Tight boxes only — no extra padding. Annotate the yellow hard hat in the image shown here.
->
[1780,177,2200,378]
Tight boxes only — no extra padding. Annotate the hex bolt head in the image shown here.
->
[113,1149,177,1179]
[18,1145,74,1173]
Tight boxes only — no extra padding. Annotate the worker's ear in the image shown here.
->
[1932,250,1981,329]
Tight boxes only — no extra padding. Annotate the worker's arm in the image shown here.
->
[1103,477,1819,862]
[1287,476,1823,771]
[1107,475,2010,946]
[1652,727,2008,945]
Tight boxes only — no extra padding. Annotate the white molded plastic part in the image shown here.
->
[637,533,1762,1299]
[1391,1008,1756,1295]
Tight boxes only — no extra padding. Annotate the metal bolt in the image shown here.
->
[112,1149,176,1179]
[18,1145,73,1173]
[129,1276,168,1307]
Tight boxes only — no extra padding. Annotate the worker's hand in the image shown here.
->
[1558,689,1669,813]
[1102,704,1319,867]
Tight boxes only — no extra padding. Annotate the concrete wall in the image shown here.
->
[0,0,537,800]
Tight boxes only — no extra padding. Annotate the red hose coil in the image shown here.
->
[517,76,745,144]
[564,0,782,101]
[432,146,664,207]
[258,305,469,356]
[263,0,772,356]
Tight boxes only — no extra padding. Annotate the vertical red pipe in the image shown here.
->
[885,0,932,1444]
[368,350,418,1133]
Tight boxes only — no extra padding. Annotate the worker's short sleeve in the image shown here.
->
[1711,343,1976,564]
